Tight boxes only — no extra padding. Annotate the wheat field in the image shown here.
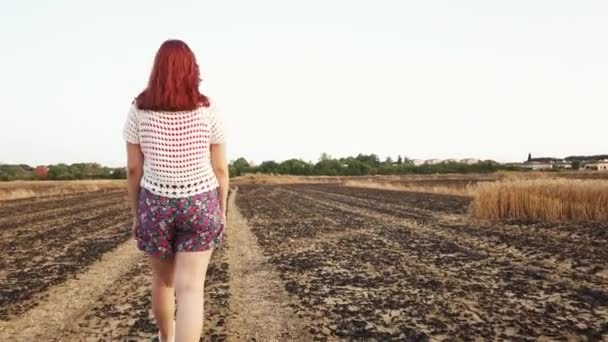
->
[0,180,125,201]
[472,179,608,222]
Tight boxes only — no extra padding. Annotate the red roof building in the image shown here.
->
[34,165,49,178]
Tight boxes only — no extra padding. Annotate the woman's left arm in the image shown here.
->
[211,143,229,220]
[126,142,144,238]
[208,102,229,221]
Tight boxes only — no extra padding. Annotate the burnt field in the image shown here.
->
[0,190,229,341]
[236,184,608,340]
[0,190,132,319]
[2,182,607,340]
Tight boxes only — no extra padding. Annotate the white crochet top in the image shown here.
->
[122,102,226,198]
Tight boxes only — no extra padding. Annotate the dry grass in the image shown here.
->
[496,170,608,181]
[232,174,349,185]
[342,180,476,196]
[233,173,502,186]
[233,171,608,187]
[0,180,125,201]
[472,179,608,223]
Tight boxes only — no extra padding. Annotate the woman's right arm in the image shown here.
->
[126,143,144,220]
[123,104,143,239]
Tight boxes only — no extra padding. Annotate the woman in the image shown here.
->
[123,39,228,342]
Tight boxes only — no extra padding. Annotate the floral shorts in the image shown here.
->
[136,187,224,259]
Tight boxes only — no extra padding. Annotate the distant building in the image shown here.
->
[34,165,49,178]
[554,162,572,169]
[411,158,482,166]
[461,158,480,165]
[583,161,608,171]
[425,159,443,165]
[521,156,570,170]
[521,162,553,170]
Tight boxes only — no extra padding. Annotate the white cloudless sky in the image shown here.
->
[0,0,606,166]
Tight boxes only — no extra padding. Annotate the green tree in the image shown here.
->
[355,154,381,168]
[229,165,239,178]
[233,157,250,170]
[279,159,313,175]
[313,159,343,175]
[344,160,371,175]
[0,164,35,180]
[69,164,84,179]
[319,153,332,162]
[258,161,281,174]
[48,164,71,180]
[230,157,251,177]
[110,167,127,179]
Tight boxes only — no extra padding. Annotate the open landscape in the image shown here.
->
[3,1,607,340]
[0,175,607,340]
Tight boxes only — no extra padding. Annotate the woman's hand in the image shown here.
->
[126,142,143,241]
[221,210,227,225]
[132,219,139,240]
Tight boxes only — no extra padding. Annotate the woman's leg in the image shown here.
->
[149,256,176,342]
[173,249,213,342]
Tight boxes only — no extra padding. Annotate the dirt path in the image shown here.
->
[225,189,310,341]
[0,240,141,341]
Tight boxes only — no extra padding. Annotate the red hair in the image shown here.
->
[136,40,209,111]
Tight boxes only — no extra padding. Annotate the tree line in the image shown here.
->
[1,154,523,181]
[0,163,126,181]
[229,153,514,178]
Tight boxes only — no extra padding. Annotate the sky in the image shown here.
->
[0,0,606,167]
